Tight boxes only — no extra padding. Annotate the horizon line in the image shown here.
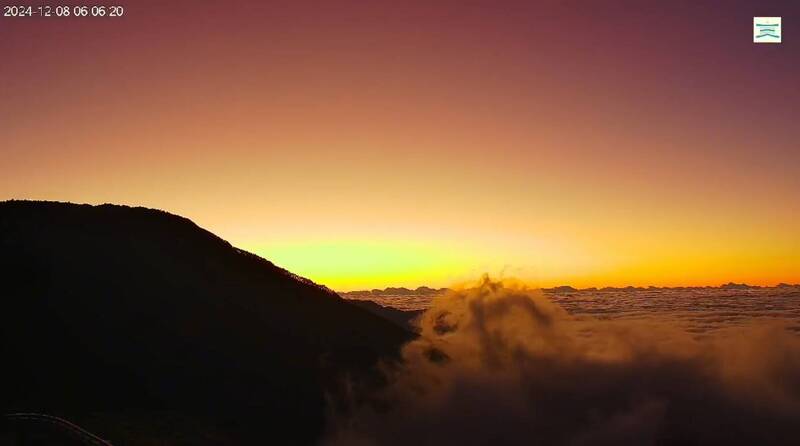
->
[338,281,800,293]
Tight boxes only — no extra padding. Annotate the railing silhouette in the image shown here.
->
[2,413,112,446]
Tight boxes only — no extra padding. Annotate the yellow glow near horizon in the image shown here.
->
[3,2,799,292]
[246,228,799,291]
[253,239,493,291]
[255,240,444,290]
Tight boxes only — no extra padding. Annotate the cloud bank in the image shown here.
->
[325,276,800,446]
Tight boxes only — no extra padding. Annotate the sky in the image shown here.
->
[2,0,798,291]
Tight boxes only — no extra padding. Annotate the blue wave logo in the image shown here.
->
[755,23,780,39]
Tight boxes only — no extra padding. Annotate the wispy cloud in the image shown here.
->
[326,276,800,445]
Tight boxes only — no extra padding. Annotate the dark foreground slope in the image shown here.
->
[0,200,413,444]
[347,300,423,332]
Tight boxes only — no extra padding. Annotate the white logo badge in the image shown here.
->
[754,17,781,43]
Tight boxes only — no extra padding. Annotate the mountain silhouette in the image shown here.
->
[0,200,413,444]
[347,300,423,332]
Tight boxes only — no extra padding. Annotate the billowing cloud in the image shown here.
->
[325,276,800,445]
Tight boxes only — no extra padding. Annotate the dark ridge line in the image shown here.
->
[2,199,338,299]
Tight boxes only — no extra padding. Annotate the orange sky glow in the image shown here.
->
[2,1,798,290]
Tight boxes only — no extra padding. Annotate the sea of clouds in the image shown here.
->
[327,277,800,445]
